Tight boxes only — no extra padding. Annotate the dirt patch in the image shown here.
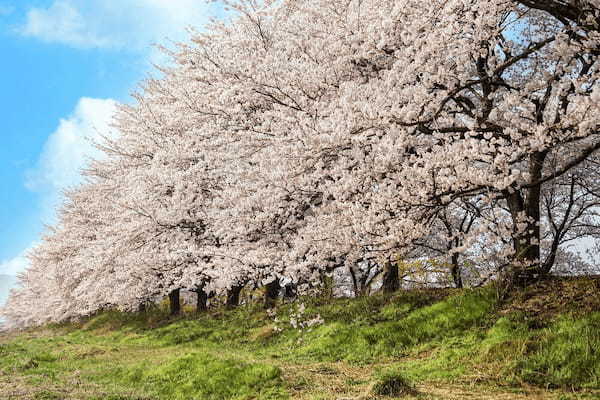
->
[422,383,599,400]
[501,276,600,320]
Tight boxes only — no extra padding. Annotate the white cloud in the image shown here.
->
[21,2,111,48]
[2,98,116,278]
[20,0,212,50]
[26,97,118,217]
[0,247,32,276]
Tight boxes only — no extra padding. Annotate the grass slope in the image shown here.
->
[1,277,599,399]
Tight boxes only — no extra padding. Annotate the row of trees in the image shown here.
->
[2,0,599,329]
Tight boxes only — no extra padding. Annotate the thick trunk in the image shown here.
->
[506,152,547,285]
[196,288,208,312]
[507,191,541,284]
[450,253,463,288]
[137,302,147,313]
[264,278,280,309]
[169,289,181,316]
[283,282,297,301]
[382,261,400,294]
[347,265,363,297]
[226,285,243,309]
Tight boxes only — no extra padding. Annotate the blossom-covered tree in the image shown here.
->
[3,0,599,329]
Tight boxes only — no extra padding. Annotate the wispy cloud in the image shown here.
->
[7,1,213,278]
[2,98,116,278]
[26,97,118,218]
[19,0,212,50]
[0,247,32,276]
[20,2,111,48]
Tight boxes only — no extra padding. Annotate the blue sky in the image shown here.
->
[0,0,218,276]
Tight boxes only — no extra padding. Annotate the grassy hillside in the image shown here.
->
[1,277,599,399]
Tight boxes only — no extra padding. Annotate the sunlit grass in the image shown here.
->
[1,280,599,399]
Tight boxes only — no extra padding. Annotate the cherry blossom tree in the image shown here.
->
[3,0,600,329]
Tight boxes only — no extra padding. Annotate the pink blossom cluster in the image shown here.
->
[2,0,600,329]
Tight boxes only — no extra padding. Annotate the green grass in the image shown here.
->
[109,352,287,400]
[518,313,600,388]
[1,280,599,399]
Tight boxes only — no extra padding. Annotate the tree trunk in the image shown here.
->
[506,152,547,286]
[169,289,181,316]
[382,261,400,294]
[450,253,463,288]
[264,278,280,309]
[137,302,147,313]
[348,265,362,297]
[196,288,208,312]
[507,191,540,285]
[226,285,243,309]
[283,282,297,301]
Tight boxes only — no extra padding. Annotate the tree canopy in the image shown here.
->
[2,0,599,329]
